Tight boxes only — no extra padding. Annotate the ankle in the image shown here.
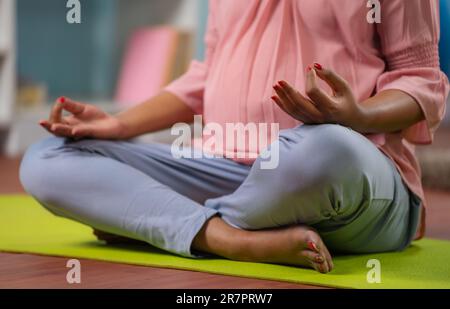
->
[224,230,260,261]
[215,227,244,259]
[192,217,250,259]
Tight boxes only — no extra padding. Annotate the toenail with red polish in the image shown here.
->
[307,241,319,252]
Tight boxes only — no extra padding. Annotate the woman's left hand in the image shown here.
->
[272,63,365,129]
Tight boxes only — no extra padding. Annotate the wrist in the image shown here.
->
[349,104,374,133]
[114,115,129,140]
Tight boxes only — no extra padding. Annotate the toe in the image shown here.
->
[318,240,334,271]
[300,249,325,264]
[300,250,329,273]
[304,231,333,272]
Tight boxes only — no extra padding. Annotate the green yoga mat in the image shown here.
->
[1,195,449,289]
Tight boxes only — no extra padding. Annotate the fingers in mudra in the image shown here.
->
[271,63,362,127]
[273,81,324,124]
[40,97,80,137]
[38,96,118,139]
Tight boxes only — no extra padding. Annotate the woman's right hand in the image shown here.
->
[39,97,126,140]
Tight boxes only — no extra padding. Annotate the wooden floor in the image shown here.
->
[0,156,449,289]
[0,253,325,289]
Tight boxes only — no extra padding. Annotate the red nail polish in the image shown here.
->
[58,96,66,104]
[306,66,312,72]
[278,80,286,87]
[314,63,323,70]
[307,241,319,252]
[271,96,277,100]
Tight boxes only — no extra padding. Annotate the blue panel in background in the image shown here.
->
[195,0,208,61]
[17,0,117,100]
[90,0,118,99]
[440,0,450,76]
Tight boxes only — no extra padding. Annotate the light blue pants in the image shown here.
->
[20,124,421,257]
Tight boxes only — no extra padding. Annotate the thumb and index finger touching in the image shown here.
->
[39,97,86,135]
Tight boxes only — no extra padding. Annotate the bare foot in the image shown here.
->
[194,218,334,273]
[93,229,145,245]
[240,225,334,273]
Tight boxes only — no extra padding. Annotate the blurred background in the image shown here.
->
[0,0,449,239]
[0,0,209,154]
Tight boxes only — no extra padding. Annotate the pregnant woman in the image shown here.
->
[20,0,449,273]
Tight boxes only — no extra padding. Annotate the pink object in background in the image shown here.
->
[115,27,178,107]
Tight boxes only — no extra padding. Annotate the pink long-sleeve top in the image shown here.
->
[165,0,450,239]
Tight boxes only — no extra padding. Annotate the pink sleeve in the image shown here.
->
[376,0,450,144]
[163,1,218,114]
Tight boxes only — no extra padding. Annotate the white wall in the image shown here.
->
[0,0,16,127]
